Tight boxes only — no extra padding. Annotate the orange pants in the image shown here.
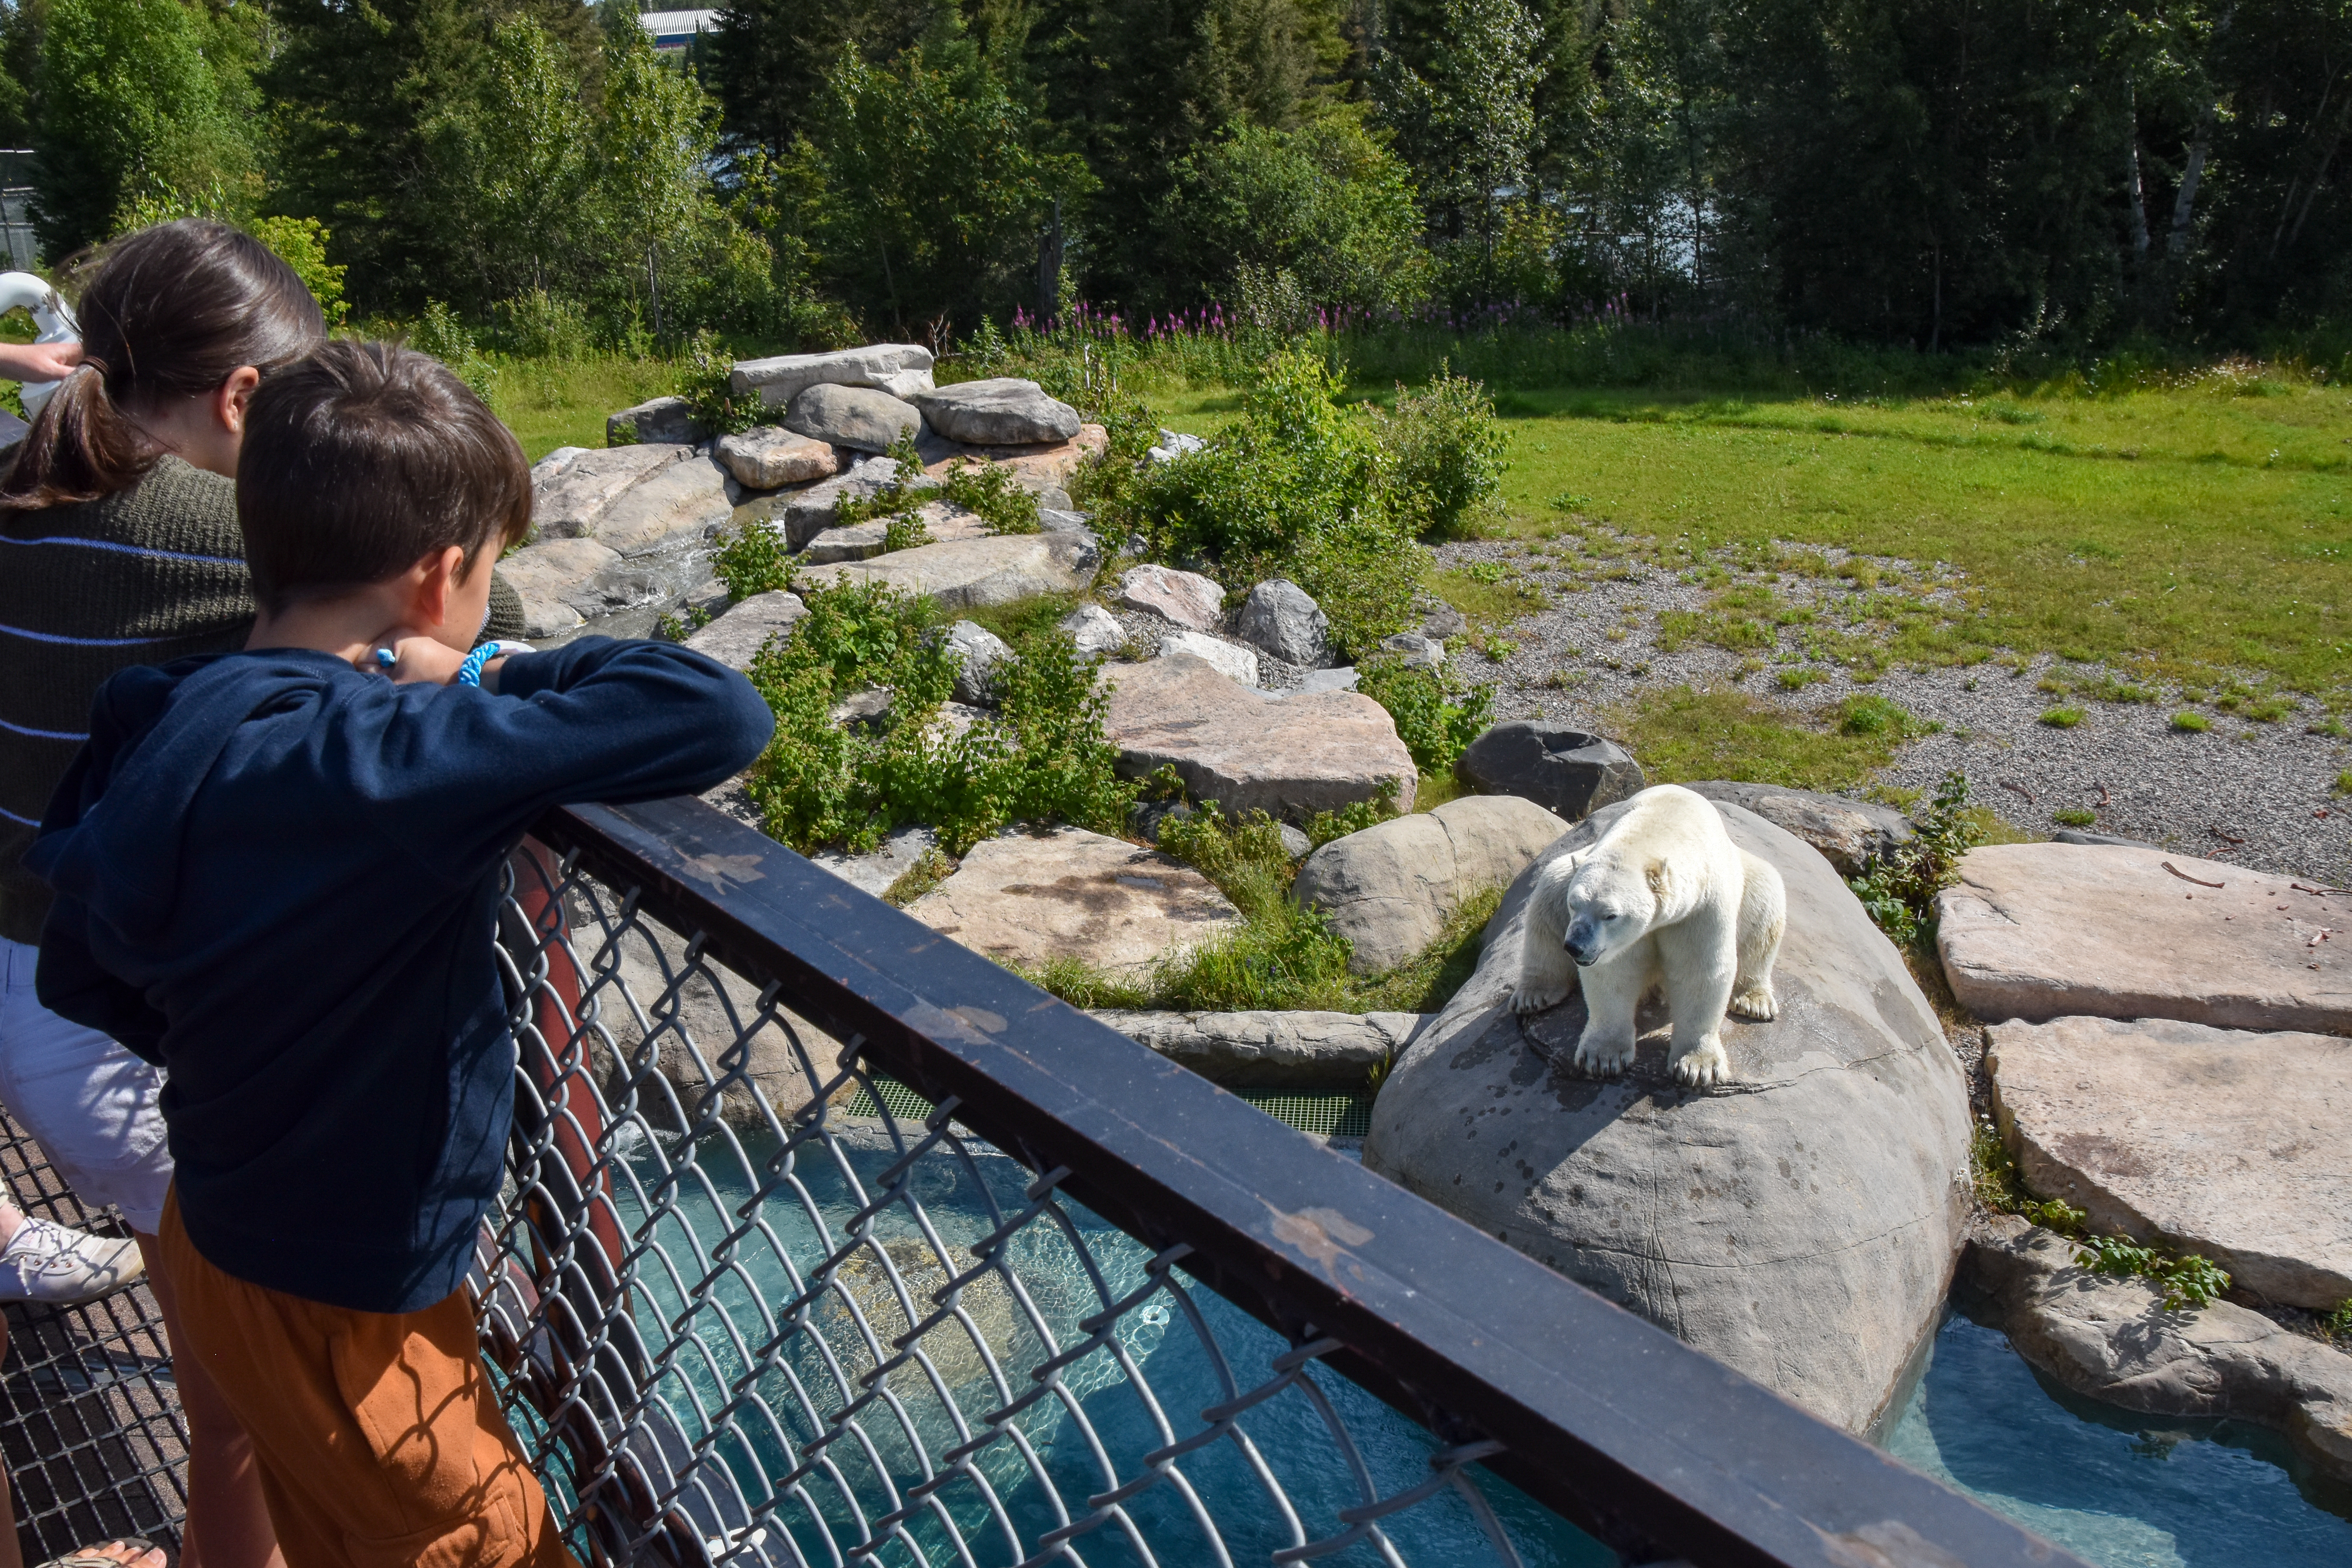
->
[158,1187,580,1568]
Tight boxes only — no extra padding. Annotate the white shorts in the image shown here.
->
[0,937,172,1234]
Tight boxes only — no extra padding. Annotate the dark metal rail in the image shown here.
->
[480,795,2088,1568]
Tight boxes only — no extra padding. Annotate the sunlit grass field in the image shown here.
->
[488,342,2352,704]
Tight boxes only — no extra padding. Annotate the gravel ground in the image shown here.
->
[1432,532,2352,886]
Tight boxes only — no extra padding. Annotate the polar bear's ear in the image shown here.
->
[1643,858,1676,903]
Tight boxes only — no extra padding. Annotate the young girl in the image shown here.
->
[0,219,525,1568]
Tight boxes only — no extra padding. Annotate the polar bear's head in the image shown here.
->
[1557,849,1677,967]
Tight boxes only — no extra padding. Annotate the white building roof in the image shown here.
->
[638,9,718,46]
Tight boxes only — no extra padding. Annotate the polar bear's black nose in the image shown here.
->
[1565,918,1599,965]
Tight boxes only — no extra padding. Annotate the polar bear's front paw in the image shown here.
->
[1670,1041,1732,1087]
[1728,984,1778,1021]
[1511,982,1570,1016]
[1570,1033,1635,1078]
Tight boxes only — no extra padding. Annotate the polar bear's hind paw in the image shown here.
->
[1671,1042,1732,1087]
[1511,982,1570,1016]
[1728,984,1778,1021]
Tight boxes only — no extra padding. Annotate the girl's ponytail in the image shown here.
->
[2,358,154,507]
[0,219,326,511]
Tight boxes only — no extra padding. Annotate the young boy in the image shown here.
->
[24,341,774,1568]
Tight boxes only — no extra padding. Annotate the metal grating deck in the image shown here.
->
[0,1109,187,1565]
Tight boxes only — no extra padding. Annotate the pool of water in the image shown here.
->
[1887,1314,2352,1568]
[598,1128,1614,1568]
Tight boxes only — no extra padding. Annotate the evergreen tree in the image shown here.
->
[1375,0,1541,304]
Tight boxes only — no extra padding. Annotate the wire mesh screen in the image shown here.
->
[0,1110,188,1564]
[480,839,1594,1568]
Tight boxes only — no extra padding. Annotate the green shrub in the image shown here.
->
[738,581,1134,855]
[1838,693,1922,737]
[1777,666,1825,690]
[675,327,761,436]
[1306,782,1402,849]
[1375,366,1506,540]
[712,516,798,600]
[2051,807,2097,827]
[1123,348,1423,656]
[2322,1301,2352,1343]
[881,512,932,552]
[1357,661,1493,775]
[939,460,1042,533]
[2171,710,2211,733]
[2039,705,2084,728]
[1848,772,1985,946]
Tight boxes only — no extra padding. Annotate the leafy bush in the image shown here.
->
[712,517,799,600]
[1357,661,1493,776]
[1375,366,1506,539]
[2039,705,2084,728]
[410,301,495,402]
[249,216,349,329]
[1847,772,1985,946]
[2171,710,2211,733]
[1124,349,1424,656]
[494,288,592,359]
[675,327,760,435]
[940,461,1041,533]
[740,581,1135,855]
[1306,781,1401,849]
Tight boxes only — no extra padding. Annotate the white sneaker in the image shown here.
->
[0,1217,144,1305]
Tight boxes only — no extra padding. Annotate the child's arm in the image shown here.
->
[34,898,167,1064]
[354,636,776,874]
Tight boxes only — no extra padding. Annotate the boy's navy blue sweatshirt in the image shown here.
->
[24,637,773,1314]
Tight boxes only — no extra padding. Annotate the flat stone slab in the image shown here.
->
[683,590,806,672]
[731,344,935,406]
[1156,628,1257,686]
[806,824,941,899]
[803,507,992,563]
[920,424,1107,485]
[796,532,1101,612]
[1114,564,1224,630]
[593,454,737,556]
[1684,781,1912,877]
[1987,1015,2352,1308]
[1362,798,1972,1434]
[904,827,1243,979]
[762,455,905,548]
[1957,1215,2352,1485]
[1294,795,1564,973]
[715,427,838,489]
[533,443,692,538]
[1936,844,2352,1032]
[1103,653,1417,821]
[498,538,612,637]
[912,378,1081,446]
[1086,1010,1429,1091]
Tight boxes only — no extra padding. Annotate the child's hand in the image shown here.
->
[0,340,84,382]
[363,630,469,686]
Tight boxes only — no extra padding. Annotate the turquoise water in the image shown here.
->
[1888,1315,2352,1568]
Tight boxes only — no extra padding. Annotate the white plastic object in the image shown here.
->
[0,272,80,417]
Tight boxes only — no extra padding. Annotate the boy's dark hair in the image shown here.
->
[0,218,326,510]
[239,341,532,614]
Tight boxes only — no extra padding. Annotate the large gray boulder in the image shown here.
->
[1087,1010,1429,1091]
[606,395,704,446]
[714,426,839,490]
[796,532,1101,612]
[499,537,719,639]
[1363,797,1973,1434]
[1294,796,1564,973]
[1683,781,1912,877]
[1457,722,1645,822]
[683,590,806,672]
[1956,1216,2352,1484]
[1059,603,1127,657]
[730,343,935,406]
[912,378,1082,446]
[1987,1015,2352,1309]
[1936,844,2352,1032]
[767,454,908,547]
[938,620,1013,705]
[785,384,925,454]
[532,443,692,538]
[1236,579,1329,667]
[1103,653,1417,822]
[905,828,1243,980]
[591,454,737,557]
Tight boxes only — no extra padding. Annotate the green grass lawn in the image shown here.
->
[497,350,2352,703]
[1158,373,2352,701]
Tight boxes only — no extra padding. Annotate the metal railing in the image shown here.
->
[481,795,2087,1568]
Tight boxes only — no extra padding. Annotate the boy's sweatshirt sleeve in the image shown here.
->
[360,638,774,874]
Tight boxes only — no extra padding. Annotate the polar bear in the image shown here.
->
[1511,784,1786,1087]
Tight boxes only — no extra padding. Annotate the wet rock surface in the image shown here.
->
[1955,1215,2352,1484]
[1987,1014,2352,1308]
[1935,843,2352,1032]
[1363,797,1972,1433]
[532,443,692,538]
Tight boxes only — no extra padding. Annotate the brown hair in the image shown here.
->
[238,340,531,614]
[0,219,327,510]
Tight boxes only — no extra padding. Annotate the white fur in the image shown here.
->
[1513,785,1786,1087]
